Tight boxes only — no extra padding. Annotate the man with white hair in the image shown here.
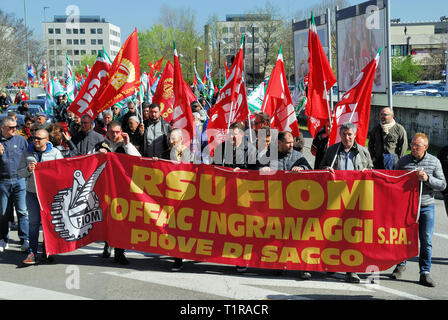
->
[125,115,144,151]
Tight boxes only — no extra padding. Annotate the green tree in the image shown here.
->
[392,56,423,83]
[73,54,97,76]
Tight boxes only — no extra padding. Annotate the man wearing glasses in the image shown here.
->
[392,133,446,287]
[0,118,29,253]
[18,129,63,264]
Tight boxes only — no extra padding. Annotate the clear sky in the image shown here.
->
[2,0,448,42]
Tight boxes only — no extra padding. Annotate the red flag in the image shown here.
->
[328,49,382,147]
[68,50,112,117]
[208,37,249,153]
[149,57,164,74]
[172,43,196,145]
[224,61,230,79]
[261,46,300,137]
[305,13,336,122]
[152,61,174,122]
[86,29,141,119]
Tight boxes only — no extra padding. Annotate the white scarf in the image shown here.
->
[381,119,396,135]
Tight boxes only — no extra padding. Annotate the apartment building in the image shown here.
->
[42,15,121,78]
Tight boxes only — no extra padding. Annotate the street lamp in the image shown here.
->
[43,6,50,78]
[218,39,225,86]
[250,24,255,90]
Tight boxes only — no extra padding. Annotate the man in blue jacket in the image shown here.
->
[0,117,29,253]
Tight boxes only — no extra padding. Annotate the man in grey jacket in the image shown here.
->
[18,129,63,264]
[391,132,446,287]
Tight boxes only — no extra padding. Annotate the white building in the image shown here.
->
[42,15,121,78]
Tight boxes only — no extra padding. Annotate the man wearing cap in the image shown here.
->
[35,113,49,128]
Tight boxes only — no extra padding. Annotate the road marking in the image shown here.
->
[434,232,448,240]
[103,269,373,300]
[79,243,428,300]
[0,281,91,300]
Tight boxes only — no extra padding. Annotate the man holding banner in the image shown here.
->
[319,122,373,283]
[392,133,446,287]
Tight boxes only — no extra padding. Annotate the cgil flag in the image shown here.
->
[83,29,141,119]
[328,48,382,147]
[305,12,336,133]
[172,42,196,145]
[207,36,249,154]
[152,61,174,121]
[68,49,112,117]
[261,46,300,137]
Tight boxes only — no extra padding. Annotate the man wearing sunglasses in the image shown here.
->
[18,129,63,264]
[0,117,29,253]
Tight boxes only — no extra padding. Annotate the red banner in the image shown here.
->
[35,153,419,272]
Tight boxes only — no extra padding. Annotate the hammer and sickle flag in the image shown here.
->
[88,29,141,119]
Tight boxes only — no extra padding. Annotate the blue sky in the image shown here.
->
[2,0,447,41]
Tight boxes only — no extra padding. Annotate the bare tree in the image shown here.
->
[0,10,34,85]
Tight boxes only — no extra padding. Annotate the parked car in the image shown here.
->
[6,104,45,116]
[0,113,25,126]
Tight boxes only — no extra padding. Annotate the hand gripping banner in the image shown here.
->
[35,153,419,272]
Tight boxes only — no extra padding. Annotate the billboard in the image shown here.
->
[293,15,329,87]
[336,0,387,93]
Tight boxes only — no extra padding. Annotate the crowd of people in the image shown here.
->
[0,89,447,288]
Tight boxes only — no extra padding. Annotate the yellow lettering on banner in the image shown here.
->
[323,217,343,242]
[279,247,300,263]
[177,236,197,253]
[159,234,176,250]
[398,228,408,245]
[261,245,278,263]
[301,218,324,241]
[228,214,244,237]
[236,179,265,207]
[322,248,340,265]
[301,247,320,264]
[165,171,196,201]
[286,180,325,210]
[199,210,209,232]
[245,215,264,238]
[208,211,227,235]
[378,227,386,244]
[110,197,128,221]
[196,239,213,256]
[222,242,242,258]
[390,228,398,244]
[131,228,149,244]
[264,217,282,239]
[129,200,143,222]
[129,166,163,197]
[327,180,374,211]
[364,219,373,243]
[199,174,226,205]
[143,202,161,224]
[268,180,283,209]
[343,218,363,243]
[177,208,194,231]
[341,249,363,266]
[283,217,303,240]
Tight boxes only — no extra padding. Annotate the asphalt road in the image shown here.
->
[0,136,447,303]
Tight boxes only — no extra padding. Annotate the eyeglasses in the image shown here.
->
[32,136,47,141]
[6,126,17,130]
[380,113,391,116]
[410,143,426,148]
